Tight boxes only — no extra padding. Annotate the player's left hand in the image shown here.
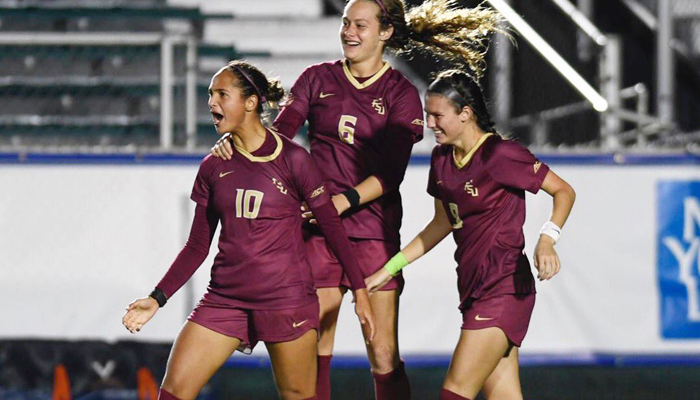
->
[534,235,560,280]
[353,289,376,344]
[122,297,159,334]
[365,268,392,292]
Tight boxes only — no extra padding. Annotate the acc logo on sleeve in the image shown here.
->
[657,180,700,338]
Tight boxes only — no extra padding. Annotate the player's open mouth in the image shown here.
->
[344,40,360,47]
[211,112,224,125]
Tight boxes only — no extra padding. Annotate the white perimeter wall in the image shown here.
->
[1,161,699,356]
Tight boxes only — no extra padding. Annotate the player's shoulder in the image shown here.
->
[431,143,452,163]
[300,60,343,78]
[197,153,222,178]
[385,67,419,93]
[275,130,312,161]
[481,134,529,163]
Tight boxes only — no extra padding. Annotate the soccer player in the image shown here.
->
[211,2,504,399]
[365,69,576,400]
[122,61,375,400]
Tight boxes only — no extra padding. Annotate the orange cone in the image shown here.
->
[137,367,159,400]
[52,364,71,400]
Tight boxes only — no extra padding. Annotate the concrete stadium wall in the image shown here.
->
[1,154,698,359]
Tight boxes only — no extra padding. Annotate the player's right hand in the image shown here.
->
[365,268,392,293]
[211,132,234,160]
[122,297,159,334]
[353,289,376,344]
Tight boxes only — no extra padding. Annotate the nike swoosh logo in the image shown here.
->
[319,92,334,99]
[475,315,494,321]
[219,171,234,178]
[292,320,308,328]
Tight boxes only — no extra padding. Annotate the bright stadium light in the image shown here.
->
[487,0,609,112]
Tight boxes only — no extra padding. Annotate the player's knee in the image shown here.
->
[369,343,399,373]
[277,386,314,400]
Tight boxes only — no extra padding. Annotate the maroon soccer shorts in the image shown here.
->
[460,293,536,347]
[305,234,404,292]
[187,297,320,354]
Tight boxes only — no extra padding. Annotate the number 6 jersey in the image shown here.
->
[275,60,424,244]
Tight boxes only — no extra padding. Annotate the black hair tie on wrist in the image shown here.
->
[341,188,361,209]
[149,287,167,308]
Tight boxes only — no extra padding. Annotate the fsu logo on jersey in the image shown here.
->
[371,98,385,115]
[272,178,288,195]
[464,180,479,197]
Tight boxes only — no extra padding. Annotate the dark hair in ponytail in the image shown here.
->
[428,69,496,133]
[361,0,507,80]
[225,60,285,116]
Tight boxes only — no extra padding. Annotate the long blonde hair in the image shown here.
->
[367,0,507,80]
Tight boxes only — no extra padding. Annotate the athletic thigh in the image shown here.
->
[266,329,319,400]
[443,327,510,400]
[482,347,523,400]
[365,289,401,373]
[162,321,241,399]
[316,286,347,355]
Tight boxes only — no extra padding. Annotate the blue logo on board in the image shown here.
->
[658,180,700,338]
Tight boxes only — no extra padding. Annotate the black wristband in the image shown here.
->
[341,188,361,209]
[149,287,167,308]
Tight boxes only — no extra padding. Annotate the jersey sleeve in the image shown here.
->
[374,83,424,193]
[485,140,549,194]
[427,146,441,198]
[289,146,366,290]
[190,155,216,206]
[273,67,314,138]
[272,106,307,139]
[155,204,218,298]
[289,146,332,208]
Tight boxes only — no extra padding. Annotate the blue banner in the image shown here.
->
[658,180,700,338]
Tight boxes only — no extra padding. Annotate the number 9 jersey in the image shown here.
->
[276,60,424,244]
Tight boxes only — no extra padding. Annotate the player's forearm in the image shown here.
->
[402,217,452,263]
[356,175,384,205]
[312,200,366,290]
[334,175,384,214]
[155,205,217,298]
[549,182,576,229]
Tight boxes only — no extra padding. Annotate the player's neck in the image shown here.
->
[346,56,385,78]
[453,126,486,159]
[232,120,267,153]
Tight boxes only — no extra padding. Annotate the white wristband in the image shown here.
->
[539,221,562,244]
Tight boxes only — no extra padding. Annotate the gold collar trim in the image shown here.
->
[453,133,494,169]
[342,60,391,90]
[234,130,283,163]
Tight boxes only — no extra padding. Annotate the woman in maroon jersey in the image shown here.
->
[366,69,576,400]
[212,2,503,400]
[122,60,375,400]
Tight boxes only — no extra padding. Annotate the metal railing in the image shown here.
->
[0,30,198,150]
[489,0,669,150]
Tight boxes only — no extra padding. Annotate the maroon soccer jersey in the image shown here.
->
[275,60,424,243]
[427,134,550,310]
[188,130,332,310]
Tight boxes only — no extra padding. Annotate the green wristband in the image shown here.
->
[383,252,409,276]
